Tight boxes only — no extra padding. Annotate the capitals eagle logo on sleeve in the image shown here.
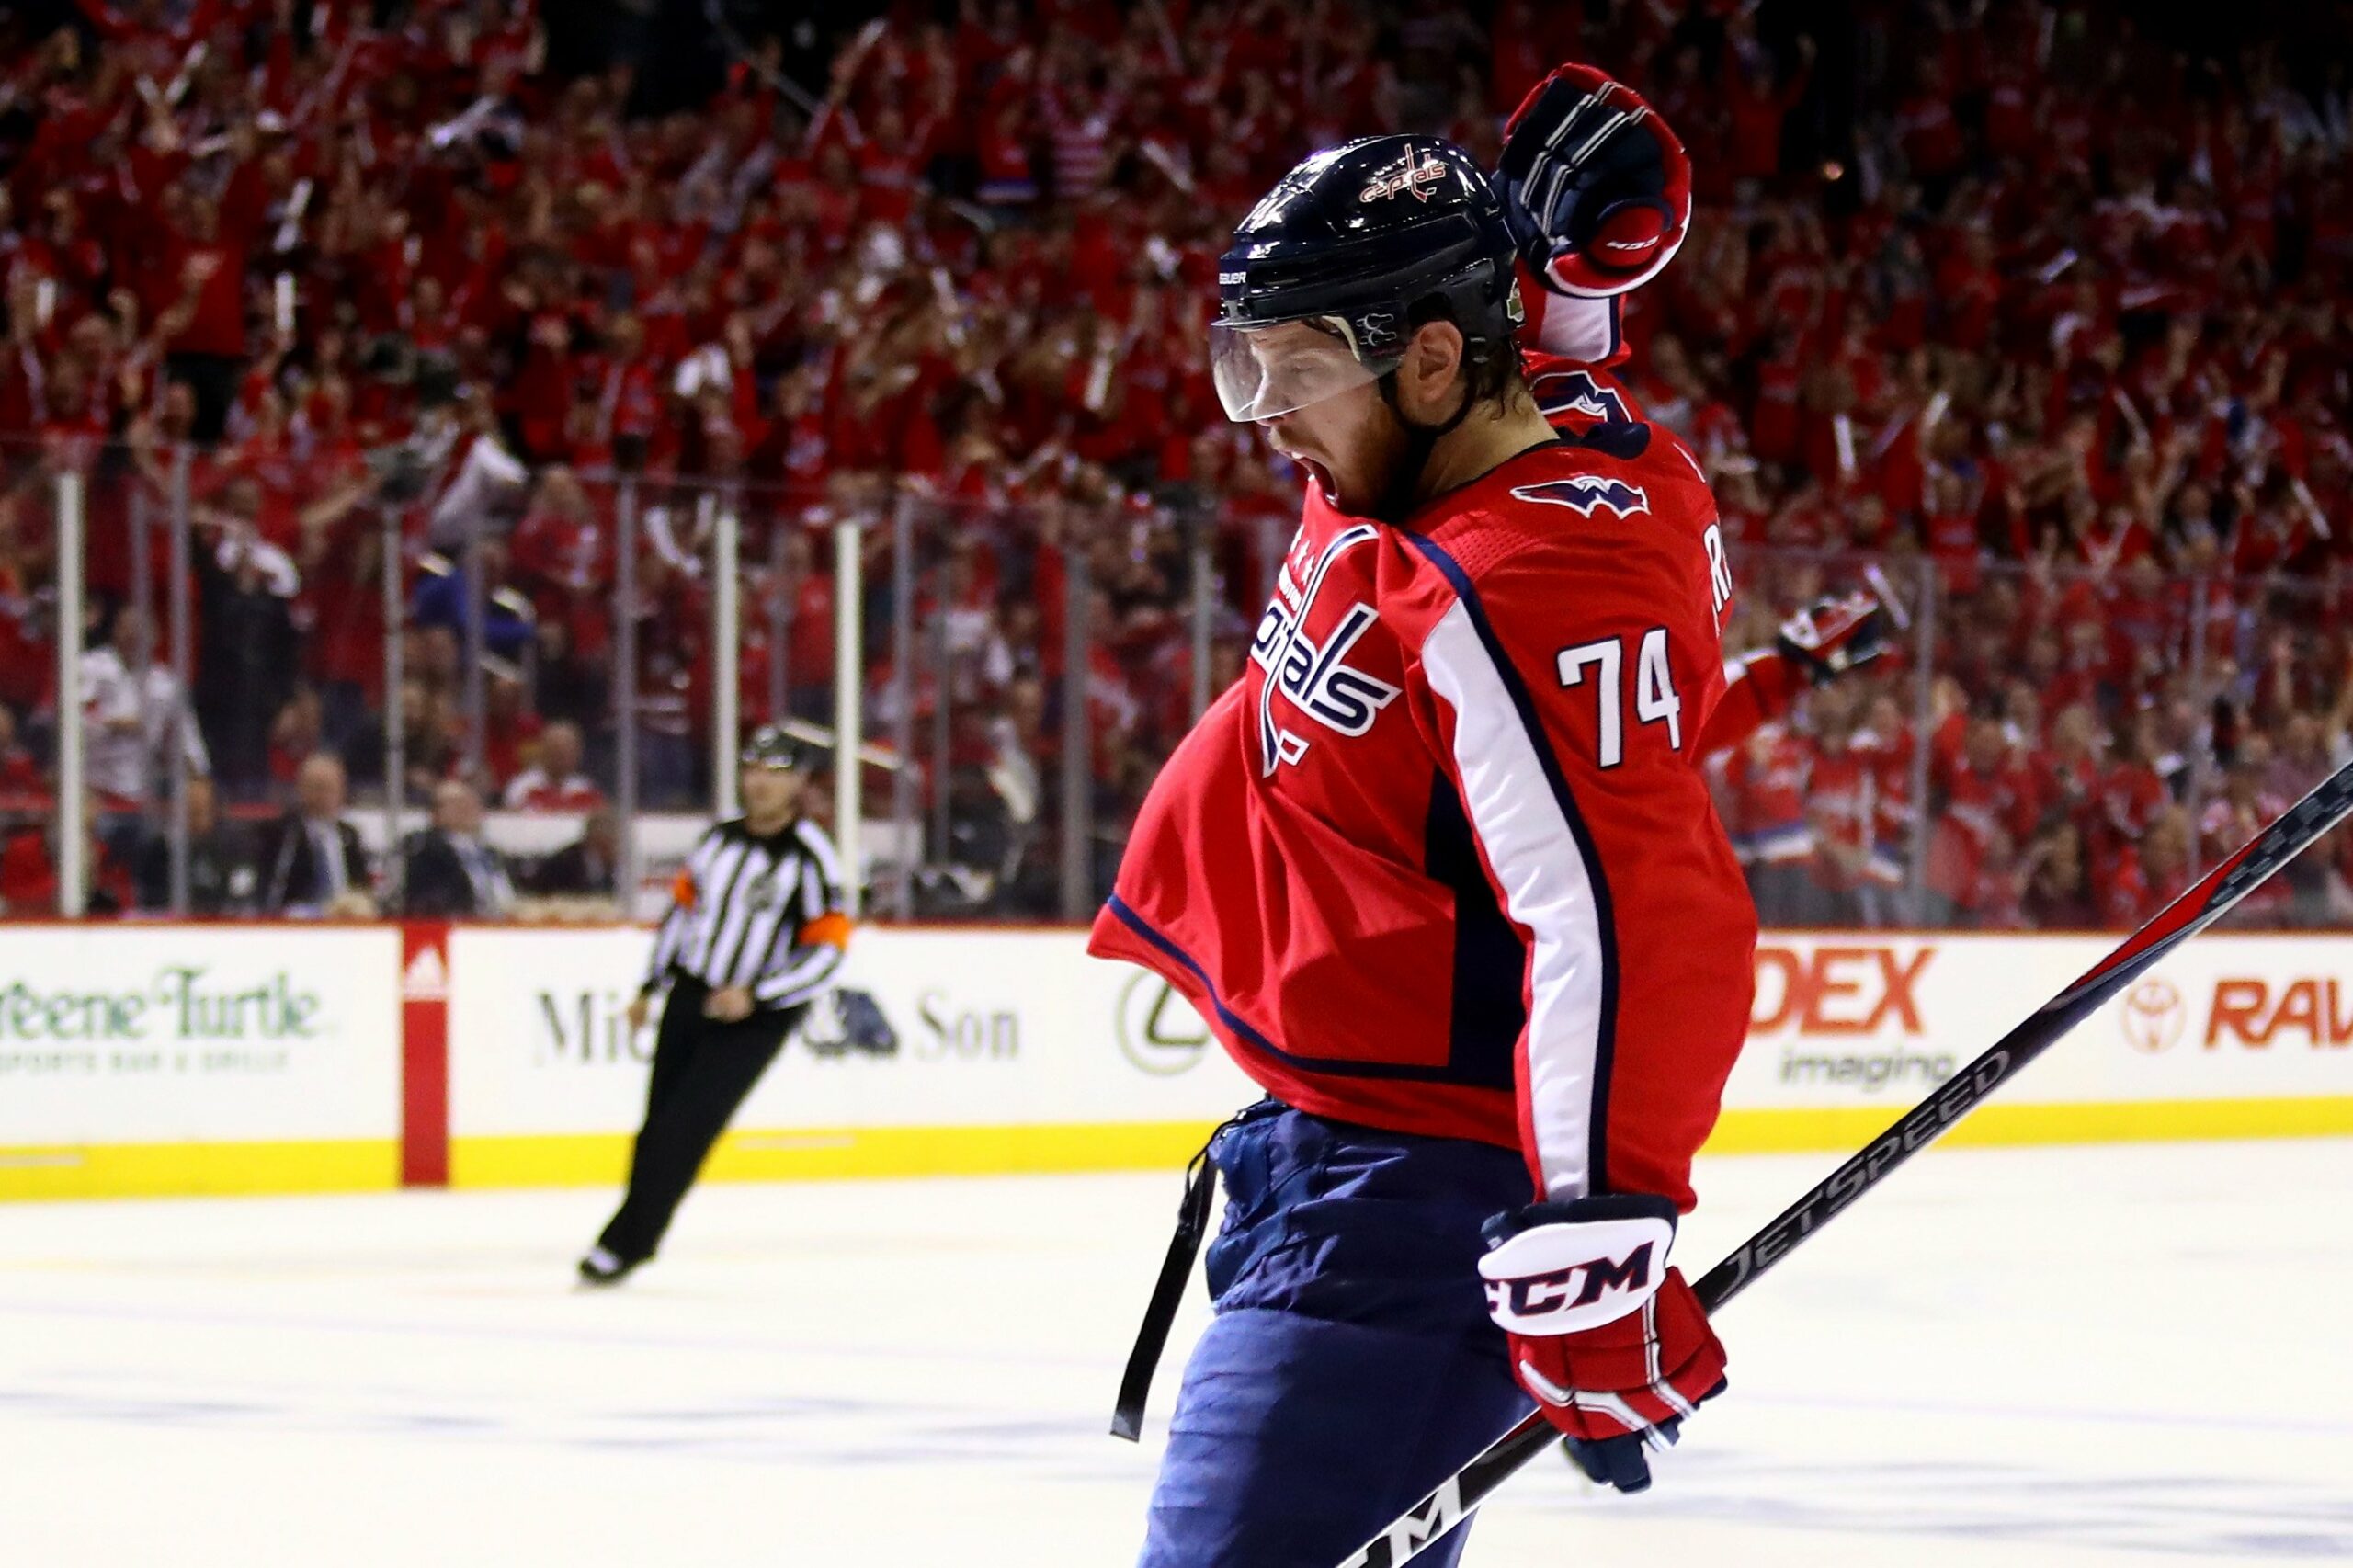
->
[1510,476,1651,518]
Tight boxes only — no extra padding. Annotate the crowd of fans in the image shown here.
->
[1,0,2351,927]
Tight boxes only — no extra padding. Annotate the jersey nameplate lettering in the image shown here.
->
[1703,523,1733,617]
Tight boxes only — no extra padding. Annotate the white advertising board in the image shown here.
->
[445,926,1262,1141]
[6,923,2343,1199]
[1727,934,2353,1114]
[0,925,402,1144]
[447,926,2353,1153]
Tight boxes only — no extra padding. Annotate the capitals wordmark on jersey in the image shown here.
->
[1251,523,1404,774]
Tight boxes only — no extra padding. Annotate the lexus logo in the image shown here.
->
[1116,973,1210,1075]
[2121,976,2185,1054]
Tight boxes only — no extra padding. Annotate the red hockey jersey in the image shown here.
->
[1088,417,1757,1210]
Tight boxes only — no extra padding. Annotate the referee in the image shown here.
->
[577,724,850,1286]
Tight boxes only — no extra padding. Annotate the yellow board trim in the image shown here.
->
[14,1098,2353,1200]
[1702,1095,2353,1153]
[450,1096,2353,1188]
[450,1121,1222,1188]
[0,1140,400,1201]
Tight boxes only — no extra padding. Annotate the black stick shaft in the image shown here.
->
[1336,756,2353,1568]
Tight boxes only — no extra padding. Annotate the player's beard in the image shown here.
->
[1362,382,1473,527]
[1293,397,1426,525]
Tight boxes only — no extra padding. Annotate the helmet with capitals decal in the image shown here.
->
[1211,136,1523,424]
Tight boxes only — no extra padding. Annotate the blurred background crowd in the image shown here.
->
[2,0,2352,929]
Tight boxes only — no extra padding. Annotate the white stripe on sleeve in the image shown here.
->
[688,840,752,973]
[754,941,844,1008]
[1419,598,1609,1202]
[794,820,846,907]
[645,831,713,986]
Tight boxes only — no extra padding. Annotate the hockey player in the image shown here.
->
[1092,137,1756,1566]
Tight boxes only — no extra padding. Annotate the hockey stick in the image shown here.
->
[1337,754,2353,1568]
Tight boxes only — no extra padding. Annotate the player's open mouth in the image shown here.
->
[1290,453,1335,497]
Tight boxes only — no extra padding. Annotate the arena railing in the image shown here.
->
[13,435,2347,931]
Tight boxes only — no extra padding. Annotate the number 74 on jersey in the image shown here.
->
[1552,521,1729,767]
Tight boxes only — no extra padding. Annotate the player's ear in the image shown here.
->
[1400,320,1465,419]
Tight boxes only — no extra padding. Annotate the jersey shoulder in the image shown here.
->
[1422,433,1716,565]
[1405,436,1732,645]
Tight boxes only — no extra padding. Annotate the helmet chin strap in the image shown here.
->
[1368,364,1479,526]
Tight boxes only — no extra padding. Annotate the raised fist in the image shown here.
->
[1497,64,1692,300]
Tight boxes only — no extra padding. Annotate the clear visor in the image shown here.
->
[1210,317,1395,422]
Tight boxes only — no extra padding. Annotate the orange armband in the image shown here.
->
[796,911,854,949]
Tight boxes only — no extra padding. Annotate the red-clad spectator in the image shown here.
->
[1982,42,2042,163]
[0,704,43,807]
[2099,709,2175,853]
[504,720,602,812]
[2032,702,2106,839]
[156,177,267,443]
[2201,751,2292,923]
[1927,714,2040,926]
[0,797,132,915]
[1748,332,1805,469]
[2103,807,2196,929]
[1721,722,1813,925]
[1722,28,1813,186]
[778,527,837,710]
[1964,826,2030,930]
[1894,61,1967,187]
[481,671,543,790]
[2021,822,2097,929]
[1932,228,2002,353]
[1803,700,1883,925]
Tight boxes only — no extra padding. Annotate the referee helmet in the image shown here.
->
[740,723,811,772]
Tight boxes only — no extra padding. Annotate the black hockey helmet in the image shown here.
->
[740,722,810,772]
[1211,136,1524,423]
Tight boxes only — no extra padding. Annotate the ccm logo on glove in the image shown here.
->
[1477,1206,1676,1335]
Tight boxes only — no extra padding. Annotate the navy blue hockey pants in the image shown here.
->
[1137,1102,1537,1567]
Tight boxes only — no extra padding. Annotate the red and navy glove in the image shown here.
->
[1496,63,1692,299]
[1479,1194,1727,1494]
[1776,586,1895,686]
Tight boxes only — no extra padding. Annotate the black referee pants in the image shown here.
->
[597,977,805,1265]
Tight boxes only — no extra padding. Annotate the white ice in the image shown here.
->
[5,1139,2352,1567]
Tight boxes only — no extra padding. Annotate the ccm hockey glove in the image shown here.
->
[1777,587,1893,686]
[1497,63,1692,299]
[1479,1194,1727,1494]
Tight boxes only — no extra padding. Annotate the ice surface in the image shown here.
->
[4,1139,2351,1566]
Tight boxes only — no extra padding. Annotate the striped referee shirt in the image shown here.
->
[643,816,848,1011]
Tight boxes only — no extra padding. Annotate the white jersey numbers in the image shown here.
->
[1554,639,1624,767]
[1557,628,1683,767]
[1634,628,1683,750]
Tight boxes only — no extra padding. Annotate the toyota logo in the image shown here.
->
[1116,973,1211,1075]
[2120,976,2186,1054]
